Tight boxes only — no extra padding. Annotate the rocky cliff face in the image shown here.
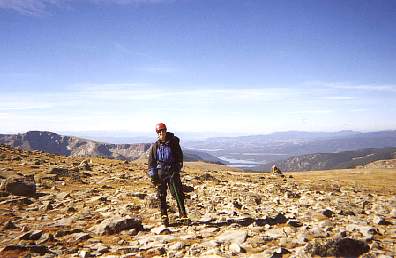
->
[0,131,225,164]
[0,144,395,257]
[0,131,152,160]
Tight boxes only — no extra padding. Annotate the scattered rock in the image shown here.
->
[0,144,394,257]
[229,243,246,254]
[70,232,91,241]
[3,221,17,230]
[169,241,184,251]
[287,219,303,227]
[130,192,147,199]
[2,174,36,197]
[391,208,396,218]
[79,160,92,171]
[19,230,43,240]
[48,166,69,176]
[151,225,171,235]
[0,244,51,255]
[306,237,370,257]
[90,216,142,235]
[217,230,247,245]
[373,215,388,225]
[322,208,334,218]
[37,233,56,245]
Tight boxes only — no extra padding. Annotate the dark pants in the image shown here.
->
[157,167,187,218]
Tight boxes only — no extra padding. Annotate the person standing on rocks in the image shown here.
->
[148,122,189,226]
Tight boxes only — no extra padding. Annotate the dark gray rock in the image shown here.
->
[322,208,334,218]
[70,232,91,241]
[3,220,17,230]
[0,191,10,197]
[3,174,36,197]
[287,219,303,227]
[0,244,51,255]
[306,237,370,257]
[37,233,56,245]
[19,230,43,240]
[130,192,147,200]
[90,216,142,235]
[48,167,69,176]
[373,215,388,225]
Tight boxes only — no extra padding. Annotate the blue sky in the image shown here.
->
[1,0,396,135]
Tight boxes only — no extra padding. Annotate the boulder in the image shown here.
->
[0,245,50,255]
[90,216,142,235]
[3,221,17,230]
[78,160,92,171]
[48,166,69,176]
[306,237,370,257]
[217,230,247,245]
[2,174,36,197]
[19,230,43,240]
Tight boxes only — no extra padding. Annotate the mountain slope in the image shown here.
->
[184,130,396,165]
[0,131,225,164]
[0,131,151,160]
[254,147,396,172]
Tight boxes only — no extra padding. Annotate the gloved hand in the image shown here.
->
[148,168,159,185]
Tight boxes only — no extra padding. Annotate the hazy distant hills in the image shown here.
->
[0,131,225,164]
[184,130,396,167]
[2,130,396,171]
[254,147,396,172]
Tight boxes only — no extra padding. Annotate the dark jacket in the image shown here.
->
[148,132,183,170]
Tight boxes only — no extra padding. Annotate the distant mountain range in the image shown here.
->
[2,130,396,172]
[184,130,396,167]
[0,131,225,164]
[254,147,396,172]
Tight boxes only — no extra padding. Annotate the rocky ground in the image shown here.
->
[360,159,396,169]
[0,144,395,257]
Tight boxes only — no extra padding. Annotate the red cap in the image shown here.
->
[155,123,167,133]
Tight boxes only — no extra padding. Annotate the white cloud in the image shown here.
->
[69,84,299,104]
[288,109,334,115]
[0,84,302,133]
[322,96,356,100]
[0,112,10,118]
[0,100,55,111]
[2,82,394,134]
[0,0,173,16]
[350,108,369,112]
[305,81,396,93]
[0,0,63,16]
[333,84,396,92]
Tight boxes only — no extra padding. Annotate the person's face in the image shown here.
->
[157,129,167,141]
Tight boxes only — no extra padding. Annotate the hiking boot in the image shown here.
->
[161,215,169,227]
